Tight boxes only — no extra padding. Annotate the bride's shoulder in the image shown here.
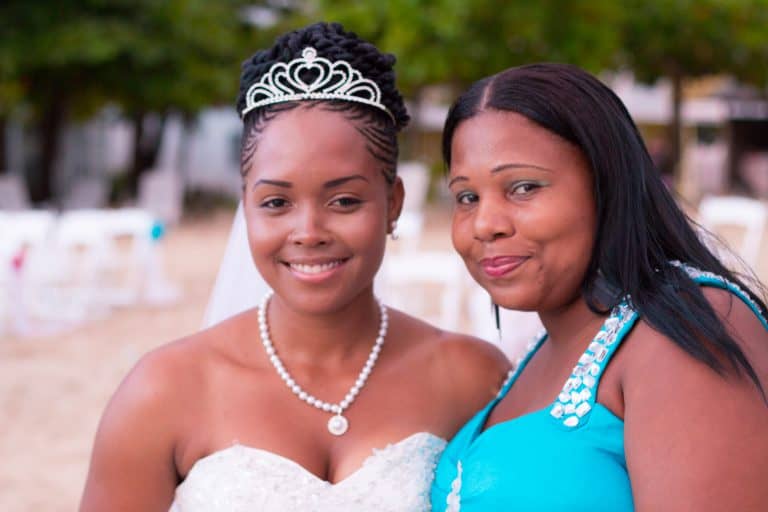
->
[389,309,511,395]
[115,310,257,413]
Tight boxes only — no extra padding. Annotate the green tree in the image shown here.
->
[305,0,623,92]
[622,0,768,178]
[0,0,279,203]
[298,0,623,160]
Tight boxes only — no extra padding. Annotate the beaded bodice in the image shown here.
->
[170,432,446,512]
[431,263,768,512]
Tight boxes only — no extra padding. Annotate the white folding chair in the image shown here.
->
[697,195,767,271]
[394,161,430,253]
[377,250,465,331]
[0,210,61,335]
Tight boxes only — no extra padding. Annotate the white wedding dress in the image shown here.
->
[169,432,446,511]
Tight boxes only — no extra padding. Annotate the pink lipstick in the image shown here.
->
[479,256,528,278]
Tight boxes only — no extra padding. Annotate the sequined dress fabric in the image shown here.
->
[170,432,446,511]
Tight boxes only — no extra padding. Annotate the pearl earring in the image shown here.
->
[389,220,399,240]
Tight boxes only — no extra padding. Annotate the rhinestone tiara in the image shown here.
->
[241,46,394,122]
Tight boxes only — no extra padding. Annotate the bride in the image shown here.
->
[79,22,509,511]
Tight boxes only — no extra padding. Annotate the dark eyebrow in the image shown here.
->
[491,163,553,174]
[447,176,468,188]
[449,162,553,188]
[252,179,292,189]
[323,174,370,189]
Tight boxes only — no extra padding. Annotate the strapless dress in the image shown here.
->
[170,432,446,511]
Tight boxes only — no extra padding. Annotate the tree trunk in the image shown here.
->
[669,70,683,184]
[31,101,65,203]
[0,115,7,174]
[127,111,167,198]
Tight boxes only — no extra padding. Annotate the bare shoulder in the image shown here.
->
[390,308,511,401]
[94,328,219,453]
[620,287,768,511]
[80,330,214,511]
[121,337,201,408]
[700,285,768,356]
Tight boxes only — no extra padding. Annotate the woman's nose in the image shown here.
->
[288,207,331,247]
[473,198,514,242]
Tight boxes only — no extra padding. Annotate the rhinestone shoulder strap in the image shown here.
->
[549,301,639,429]
[671,261,768,329]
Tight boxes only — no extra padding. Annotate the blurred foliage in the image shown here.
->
[296,0,768,173]
[621,0,768,173]
[297,0,768,92]
[622,0,768,87]
[1,1,767,195]
[0,0,277,118]
[299,0,624,95]
[0,0,289,199]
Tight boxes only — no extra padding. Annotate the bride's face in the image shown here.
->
[241,105,402,314]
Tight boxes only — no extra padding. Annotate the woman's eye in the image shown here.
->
[455,191,478,205]
[260,197,289,209]
[510,182,541,196]
[330,196,362,208]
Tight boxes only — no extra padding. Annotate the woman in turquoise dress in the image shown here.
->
[431,63,768,511]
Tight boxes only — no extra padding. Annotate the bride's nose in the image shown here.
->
[288,206,331,247]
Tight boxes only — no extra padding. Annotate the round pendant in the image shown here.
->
[327,414,349,436]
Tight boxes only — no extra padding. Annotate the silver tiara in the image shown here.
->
[241,47,394,122]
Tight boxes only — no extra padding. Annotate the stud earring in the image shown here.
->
[389,220,399,241]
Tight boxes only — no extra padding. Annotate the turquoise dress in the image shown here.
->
[431,263,768,512]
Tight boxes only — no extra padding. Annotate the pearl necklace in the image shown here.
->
[257,290,388,436]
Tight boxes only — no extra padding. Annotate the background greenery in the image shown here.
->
[1,0,766,202]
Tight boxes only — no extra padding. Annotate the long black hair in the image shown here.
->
[236,22,409,184]
[443,63,767,394]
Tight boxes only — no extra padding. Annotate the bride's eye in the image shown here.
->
[329,196,363,208]
[260,197,289,209]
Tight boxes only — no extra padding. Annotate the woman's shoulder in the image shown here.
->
[115,311,257,415]
[620,276,768,413]
[618,282,768,510]
[388,308,512,399]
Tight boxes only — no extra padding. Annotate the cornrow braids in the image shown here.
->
[237,22,409,184]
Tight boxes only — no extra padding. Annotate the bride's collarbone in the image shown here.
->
[176,374,447,482]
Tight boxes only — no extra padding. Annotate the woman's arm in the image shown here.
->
[80,350,182,511]
[624,287,768,511]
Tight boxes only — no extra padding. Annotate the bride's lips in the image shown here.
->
[479,256,528,278]
[282,257,350,283]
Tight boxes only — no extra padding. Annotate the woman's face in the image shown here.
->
[448,110,596,312]
[242,106,402,314]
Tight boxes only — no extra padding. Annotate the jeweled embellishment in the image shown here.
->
[241,46,395,121]
[445,461,463,512]
[550,299,638,428]
[671,260,767,325]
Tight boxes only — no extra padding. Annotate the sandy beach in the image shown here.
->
[0,211,232,511]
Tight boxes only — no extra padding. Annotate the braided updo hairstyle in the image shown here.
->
[236,22,409,184]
